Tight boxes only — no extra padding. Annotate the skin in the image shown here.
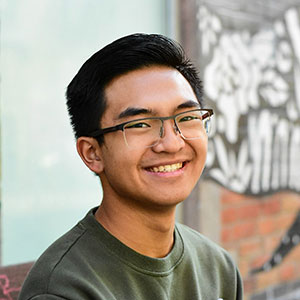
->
[77,66,208,258]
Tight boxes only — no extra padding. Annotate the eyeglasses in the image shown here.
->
[88,108,214,148]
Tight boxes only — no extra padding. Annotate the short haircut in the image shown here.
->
[66,33,203,140]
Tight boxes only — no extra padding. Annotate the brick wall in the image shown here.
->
[220,189,300,300]
[0,262,33,300]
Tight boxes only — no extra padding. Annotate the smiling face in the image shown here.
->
[97,66,208,211]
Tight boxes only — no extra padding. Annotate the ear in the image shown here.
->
[76,137,104,174]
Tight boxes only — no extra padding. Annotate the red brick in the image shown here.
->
[238,259,251,277]
[221,227,233,244]
[243,276,257,294]
[258,217,277,235]
[281,193,300,212]
[239,238,262,257]
[222,207,239,224]
[251,254,270,270]
[264,235,281,253]
[279,263,296,281]
[221,190,247,206]
[257,268,278,290]
[276,212,297,231]
[233,221,256,240]
[0,262,34,293]
[261,198,281,215]
[239,202,261,220]
[287,246,300,261]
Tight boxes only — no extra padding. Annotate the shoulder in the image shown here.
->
[176,223,243,298]
[176,223,235,269]
[176,222,224,251]
[19,221,87,299]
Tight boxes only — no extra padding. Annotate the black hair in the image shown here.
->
[66,33,203,140]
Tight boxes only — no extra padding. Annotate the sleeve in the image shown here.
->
[24,295,67,300]
[236,267,244,300]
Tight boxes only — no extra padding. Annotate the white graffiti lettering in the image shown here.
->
[199,4,300,194]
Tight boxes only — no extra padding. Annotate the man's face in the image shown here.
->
[98,66,207,211]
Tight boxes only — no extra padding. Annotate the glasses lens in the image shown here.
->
[122,110,212,148]
[203,116,211,134]
[123,118,162,148]
[176,110,211,139]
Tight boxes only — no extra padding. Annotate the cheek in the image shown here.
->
[101,143,140,182]
[100,151,145,202]
[202,139,208,160]
[194,138,208,169]
[100,154,132,196]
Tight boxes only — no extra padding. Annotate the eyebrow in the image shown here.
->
[117,100,200,120]
[177,100,201,109]
[117,107,154,119]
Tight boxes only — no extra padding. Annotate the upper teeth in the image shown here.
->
[150,163,183,173]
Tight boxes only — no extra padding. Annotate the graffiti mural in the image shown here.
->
[197,1,300,196]
[252,210,300,273]
[0,275,21,300]
[193,0,300,276]
[0,262,33,300]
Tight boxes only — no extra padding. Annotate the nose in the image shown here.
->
[152,120,185,153]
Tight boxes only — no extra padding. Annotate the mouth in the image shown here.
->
[146,162,186,173]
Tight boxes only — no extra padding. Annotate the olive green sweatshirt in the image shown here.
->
[19,208,243,300]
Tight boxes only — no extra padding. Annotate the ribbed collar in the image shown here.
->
[81,207,185,276]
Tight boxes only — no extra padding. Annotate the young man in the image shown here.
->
[20,33,243,299]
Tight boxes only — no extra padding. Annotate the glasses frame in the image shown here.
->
[88,108,214,140]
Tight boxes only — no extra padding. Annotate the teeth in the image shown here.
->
[150,163,183,173]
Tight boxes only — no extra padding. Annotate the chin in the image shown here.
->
[148,192,190,209]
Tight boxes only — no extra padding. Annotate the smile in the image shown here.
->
[148,162,184,173]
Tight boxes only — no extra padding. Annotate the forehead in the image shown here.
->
[103,66,198,120]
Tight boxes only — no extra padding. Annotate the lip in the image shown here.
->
[144,162,188,178]
[143,159,189,169]
[143,161,189,177]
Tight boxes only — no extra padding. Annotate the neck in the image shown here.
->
[94,196,177,258]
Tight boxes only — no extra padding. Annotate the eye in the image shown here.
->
[125,122,151,129]
[178,115,201,122]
